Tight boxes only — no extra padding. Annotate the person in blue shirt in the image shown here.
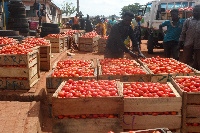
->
[159,9,185,60]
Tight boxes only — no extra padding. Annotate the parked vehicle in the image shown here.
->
[140,0,200,54]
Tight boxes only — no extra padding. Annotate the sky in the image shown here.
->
[52,0,150,17]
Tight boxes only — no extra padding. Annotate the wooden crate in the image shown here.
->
[0,50,40,90]
[122,82,182,131]
[78,36,99,44]
[138,59,200,82]
[63,36,69,50]
[79,41,98,52]
[44,37,64,53]
[98,65,151,82]
[46,68,97,89]
[98,38,107,53]
[171,76,200,133]
[52,81,123,133]
[40,45,51,71]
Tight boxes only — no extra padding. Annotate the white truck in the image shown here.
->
[140,0,200,54]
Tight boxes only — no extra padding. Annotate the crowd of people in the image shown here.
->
[64,5,200,71]
[160,5,200,70]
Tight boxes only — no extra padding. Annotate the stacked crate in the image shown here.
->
[171,76,200,133]
[52,80,124,133]
[0,50,40,90]
[40,45,51,71]
[122,82,182,132]
[44,37,64,53]
[78,36,100,52]
[98,37,107,53]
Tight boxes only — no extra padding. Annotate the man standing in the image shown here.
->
[179,5,200,70]
[159,9,185,60]
[85,14,93,32]
[105,11,145,59]
[72,13,79,30]
[106,17,117,35]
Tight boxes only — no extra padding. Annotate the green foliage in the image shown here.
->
[61,1,76,16]
[120,3,141,17]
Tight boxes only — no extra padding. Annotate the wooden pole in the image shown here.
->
[77,0,79,14]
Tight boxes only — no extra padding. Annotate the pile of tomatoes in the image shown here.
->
[0,44,33,54]
[100,58,145,75]
[123,82,176,97]
[81,31,98,38]
[56,59,93,69]
[61,30,80,36]
[0,37,17,45]
[101,65,146,75]
[57,79,118,98]
[174,76,200,92]
[140,56,194,74]
[45,34,65,38]
[100,36,109,39]
[100,58,138,66]
[51,68,95,77]
[23,38,50,46]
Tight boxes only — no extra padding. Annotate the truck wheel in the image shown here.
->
[147,34,154,54]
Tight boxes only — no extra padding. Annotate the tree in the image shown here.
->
[120,3,141,17]
[61,1,76,16]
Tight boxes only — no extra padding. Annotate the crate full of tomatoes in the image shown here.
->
[52,79,123,133]
[78,31,100,52]
[23,37,51,71]
[138,56,200,83]
[46,67,97,89]
[171,76,200,133]
[98,58,151,82]
[44,34,65,53]
[122,82,181,132]
[0,44,40,90]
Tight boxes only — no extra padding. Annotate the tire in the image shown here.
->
[9,10,26,15]
[42,23,59,28]
[9,14,26,18]
[5,36,25,41]
[7,18,28,23]
[11,28,29,33]
[147,33,154,54]
[29,30,37,36]
[41,27,60,33]
[0,30,19,36]
[9,7,25,12]
[7,23,29,28]
[40,32,49,37]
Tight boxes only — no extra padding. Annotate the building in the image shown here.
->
[22,0,62,24]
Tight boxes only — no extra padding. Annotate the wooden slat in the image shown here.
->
[46,68,97,89]
[123,115,181,130]
[53,118,123,133]
[186,105,200,117]
[52,81,123,116]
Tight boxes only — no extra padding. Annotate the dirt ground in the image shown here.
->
[40,40,185,133]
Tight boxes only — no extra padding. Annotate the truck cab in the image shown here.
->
[141,0,200,54]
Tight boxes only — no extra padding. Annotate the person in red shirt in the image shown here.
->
[72,13,80,30]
